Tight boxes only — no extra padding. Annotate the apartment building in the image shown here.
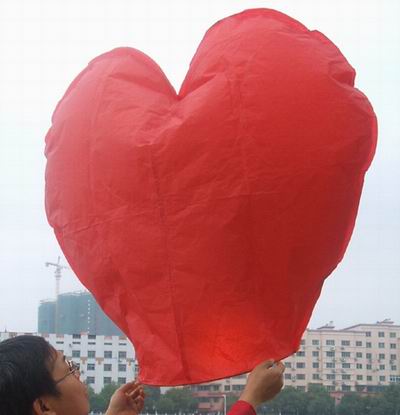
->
[38,291,123,336]
[1,319,399,407]
[190,319,400,412]
[0,332,138,393]
[283,319,400,393]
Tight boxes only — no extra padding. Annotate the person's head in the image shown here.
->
[0,335,89,415]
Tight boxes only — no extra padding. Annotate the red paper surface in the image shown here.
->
[45,9,377,385]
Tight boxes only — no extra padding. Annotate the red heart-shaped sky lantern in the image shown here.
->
[45,9,377,385]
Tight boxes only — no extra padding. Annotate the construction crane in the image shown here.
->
[45,256,70,334]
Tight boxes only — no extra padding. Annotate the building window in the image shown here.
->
[87,364,95,371]
[72,341,80,345]
[356,341,363,347]
[296,362,305,369]
[366,342,372,348]
[88,351,95,358]
[88,334,96,339]
[312,340,319,346]
[378,332,385,338]
[296,351,305,357]
[379,343,385,349]
[356,352,363,358]
[104,351,112,359]
[356,363,363,369]
[390,332,396,338]
[342,374,351,380]
[366,353,372,359]
[105,342,112,346]
[72,334,81,339]
[390,344,397,349]
[326,340,335,346]
[300,339,305,345]
[326,351,335,357]
[86,377,95,384]
[118,364,127,372]
[342,363,351,369]
[72,350,80,358]
[104,377,112,384]
[327,374,335,380]
[366,331,371,337]
[367,376,372,381]
[327,386,335,392]
[104,364,112,371]
[312,374,320,380]
[88,342,95,345]
[312,362,319,369]
[118,351,127,359]
[285,362,292,368]
[342,352,351,358]
[379,376,386,382]
[118,377,126,384]
[391,365,397,371]
[379,365,385,370]
[367,364,372,370]
[199,397,210,403]
[56,341,64,345]
[390,354,397,360]
[285,373,292,380]
[326,363,335,369]
[379,353,385,360]
[232,385,244,391]
[357,375,363,381]
[342,385,351,392]
[297,374,305,380]
[341,340,350,346]
[224,385,231,391]
[312,351,319,357]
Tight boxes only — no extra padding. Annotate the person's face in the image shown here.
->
[36,349,89,415]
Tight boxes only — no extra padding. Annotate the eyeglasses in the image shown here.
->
[54,360,80,384]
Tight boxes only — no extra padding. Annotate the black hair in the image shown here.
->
[0,335,61,415]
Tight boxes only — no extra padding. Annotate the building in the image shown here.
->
[190,319,400,412]
[2,319,399,409]
[0,331,138,394]
[38,291,123,336]
[283,319,400,395]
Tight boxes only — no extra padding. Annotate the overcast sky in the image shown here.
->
[0,0,399,333]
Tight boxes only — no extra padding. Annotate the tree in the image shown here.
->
[267,386,307,415]
[382,384,400,415]
[365,384,400,415]
[89,382,120,413]
[143,386,162,413]
[159,387,198,413]
[306,384,335,415]
[336,393,368,415]
[88,385,106,413]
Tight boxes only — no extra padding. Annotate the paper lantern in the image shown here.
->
[45,9,377,385]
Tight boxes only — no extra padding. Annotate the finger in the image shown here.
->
[134,395,145,404]
[272,361,285,374]
[258,359,275,369]
[127,386,143,399]
[118,380,140,393]
[134,396,145,410]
